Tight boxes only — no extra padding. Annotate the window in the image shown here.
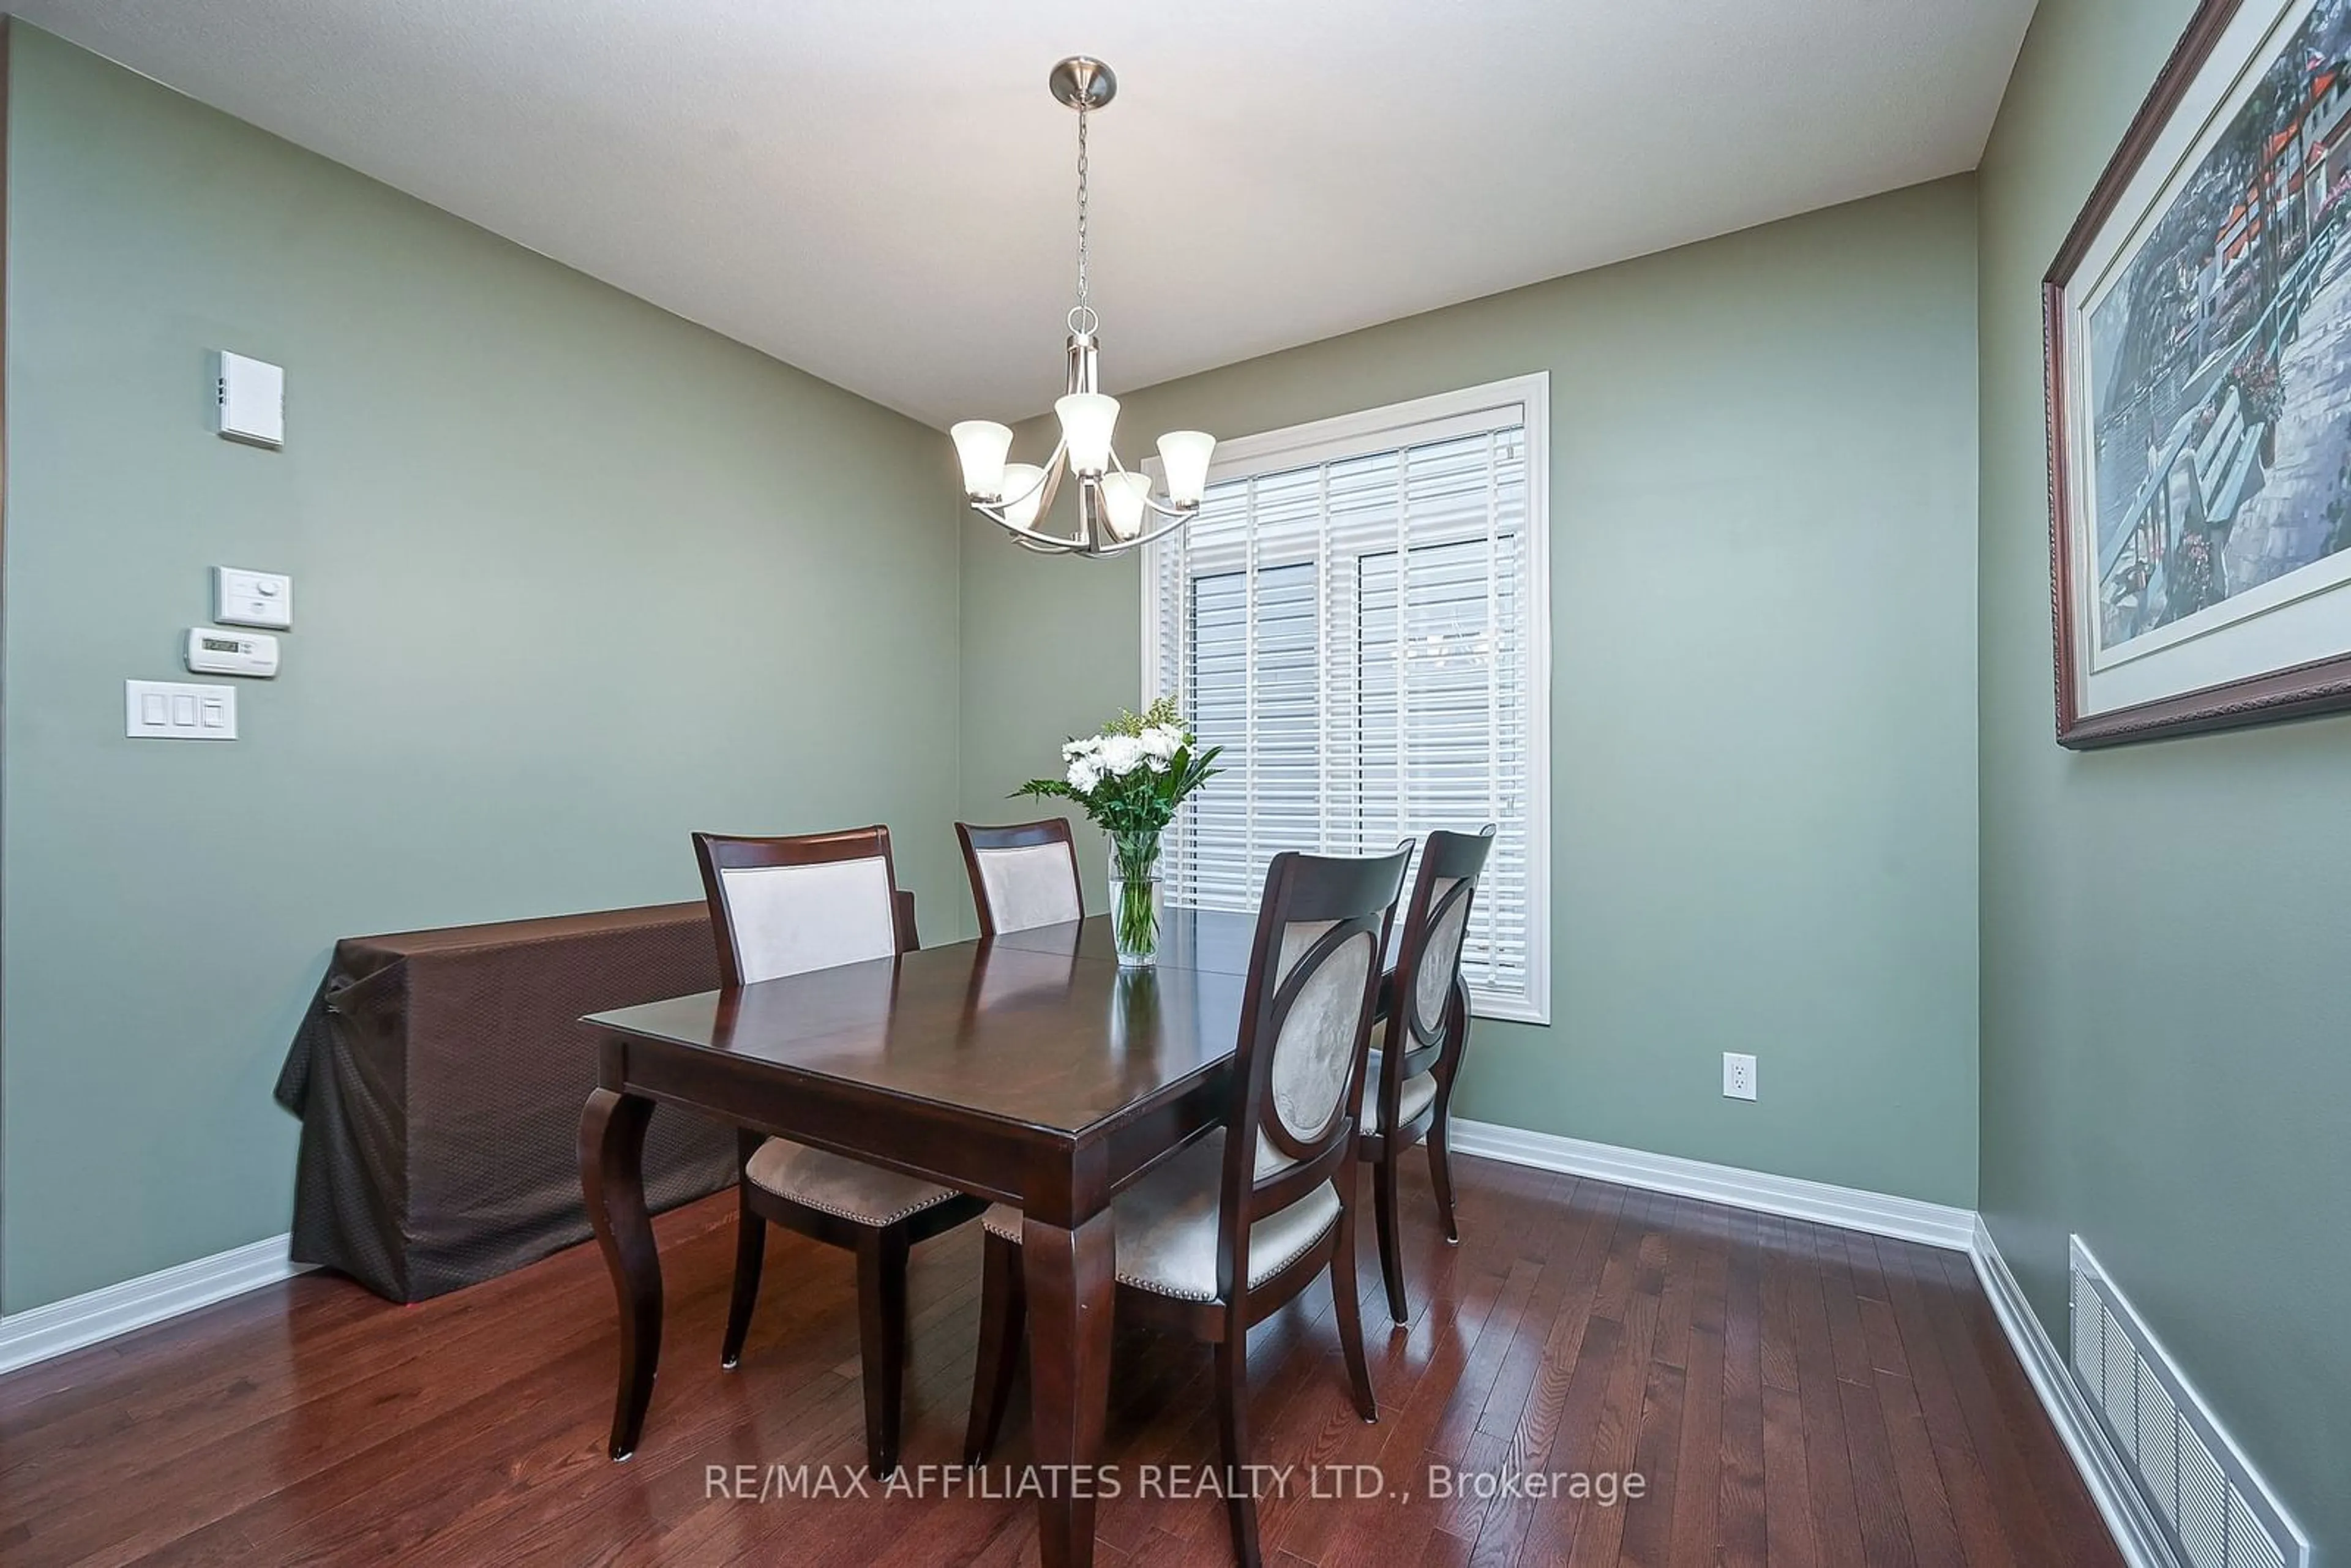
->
[1144,377,1550,1022]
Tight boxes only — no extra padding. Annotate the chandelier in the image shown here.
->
[950,58,1215,557]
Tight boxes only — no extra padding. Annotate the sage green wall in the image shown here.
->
[0,30,962,1314]
[1979,0,2350,1551]
[961,178,1983,1209]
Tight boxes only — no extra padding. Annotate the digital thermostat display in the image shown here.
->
[185,626,280,678]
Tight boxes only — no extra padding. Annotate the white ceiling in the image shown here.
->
[7,1,2036,427]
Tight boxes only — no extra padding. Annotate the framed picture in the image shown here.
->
[2047,0,2351,745]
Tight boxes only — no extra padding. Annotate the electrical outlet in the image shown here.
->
[1722,1052,1758,1101]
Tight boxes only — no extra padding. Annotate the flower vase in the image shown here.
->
[1108,831,1163,967]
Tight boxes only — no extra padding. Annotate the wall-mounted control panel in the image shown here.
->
[126,680,238,740]
[215,350,284,448]
[129,565,292,735]
[186,628,279,678]
[214,566,293,629]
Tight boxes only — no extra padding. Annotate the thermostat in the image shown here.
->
[214,566,293,629]
[186,627,280,678]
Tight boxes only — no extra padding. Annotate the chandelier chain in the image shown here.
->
[1074,105,1090,319]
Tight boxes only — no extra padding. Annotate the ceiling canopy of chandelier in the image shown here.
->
[950,58,1215,558]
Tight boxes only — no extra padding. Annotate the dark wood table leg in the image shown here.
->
[579,1086,661,1460]
[1022,1207,1115,1568]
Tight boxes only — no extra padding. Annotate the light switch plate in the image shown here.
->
[215,566,293,629]
[126,680,238,740]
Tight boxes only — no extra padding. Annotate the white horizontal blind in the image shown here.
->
[1147,381,1548,1020]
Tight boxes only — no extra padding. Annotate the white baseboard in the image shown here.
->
[1447,1118,1976,1250]
[1967,1218,2178,1568]
[0,1234,308,1378]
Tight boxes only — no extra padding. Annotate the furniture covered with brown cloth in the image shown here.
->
[276,902,738,1302]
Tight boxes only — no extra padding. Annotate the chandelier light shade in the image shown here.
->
[1054,393,1120,475]
[950,420,1015,500]
[1155,430,1217,508]
[998,463,1048,530]
[954,57,1215,558]
[1100,471,1152,541]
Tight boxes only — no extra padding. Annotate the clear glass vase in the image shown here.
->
[1108,831,1163,968]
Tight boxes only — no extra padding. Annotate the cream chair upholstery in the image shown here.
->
[956,819,1084,937]
[1266,920,1374,1144]
[748,1139,961,1228]
[1359,884,1464,1135]
[717,856,899,982]
[970,844,1084,932]
[1360,1054,1438,1134]
[1409,879,1472,1033]
[1363,879,1448,1133]
[980,1131,1339,1302]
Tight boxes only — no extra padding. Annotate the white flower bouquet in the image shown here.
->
[1016,696,1221,964]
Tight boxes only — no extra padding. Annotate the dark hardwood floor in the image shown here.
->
[0,1154,2120,1566]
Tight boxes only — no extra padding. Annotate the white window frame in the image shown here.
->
[1141,373,1552,1024]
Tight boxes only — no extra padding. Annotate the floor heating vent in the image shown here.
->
[2068,1237,2309,1568]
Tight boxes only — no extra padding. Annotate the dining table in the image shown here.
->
[576,906,1264,1568]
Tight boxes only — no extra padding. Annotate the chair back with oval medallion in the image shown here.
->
[1215,844,1412,1302]
[1380,825,1498,1107]
[1353,825,1498,1324]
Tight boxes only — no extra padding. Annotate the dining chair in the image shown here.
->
[692,825,986,1477]
[1357,824,1497,1324]
[963,844,1412,1568]
[956,817,1084,936]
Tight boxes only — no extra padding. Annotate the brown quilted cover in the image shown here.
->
[275,902,737,1302]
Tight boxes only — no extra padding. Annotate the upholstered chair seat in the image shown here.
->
[1360,1069,1438,1135]
[746,1139,965,1229]
[979,1131,1341,1303]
